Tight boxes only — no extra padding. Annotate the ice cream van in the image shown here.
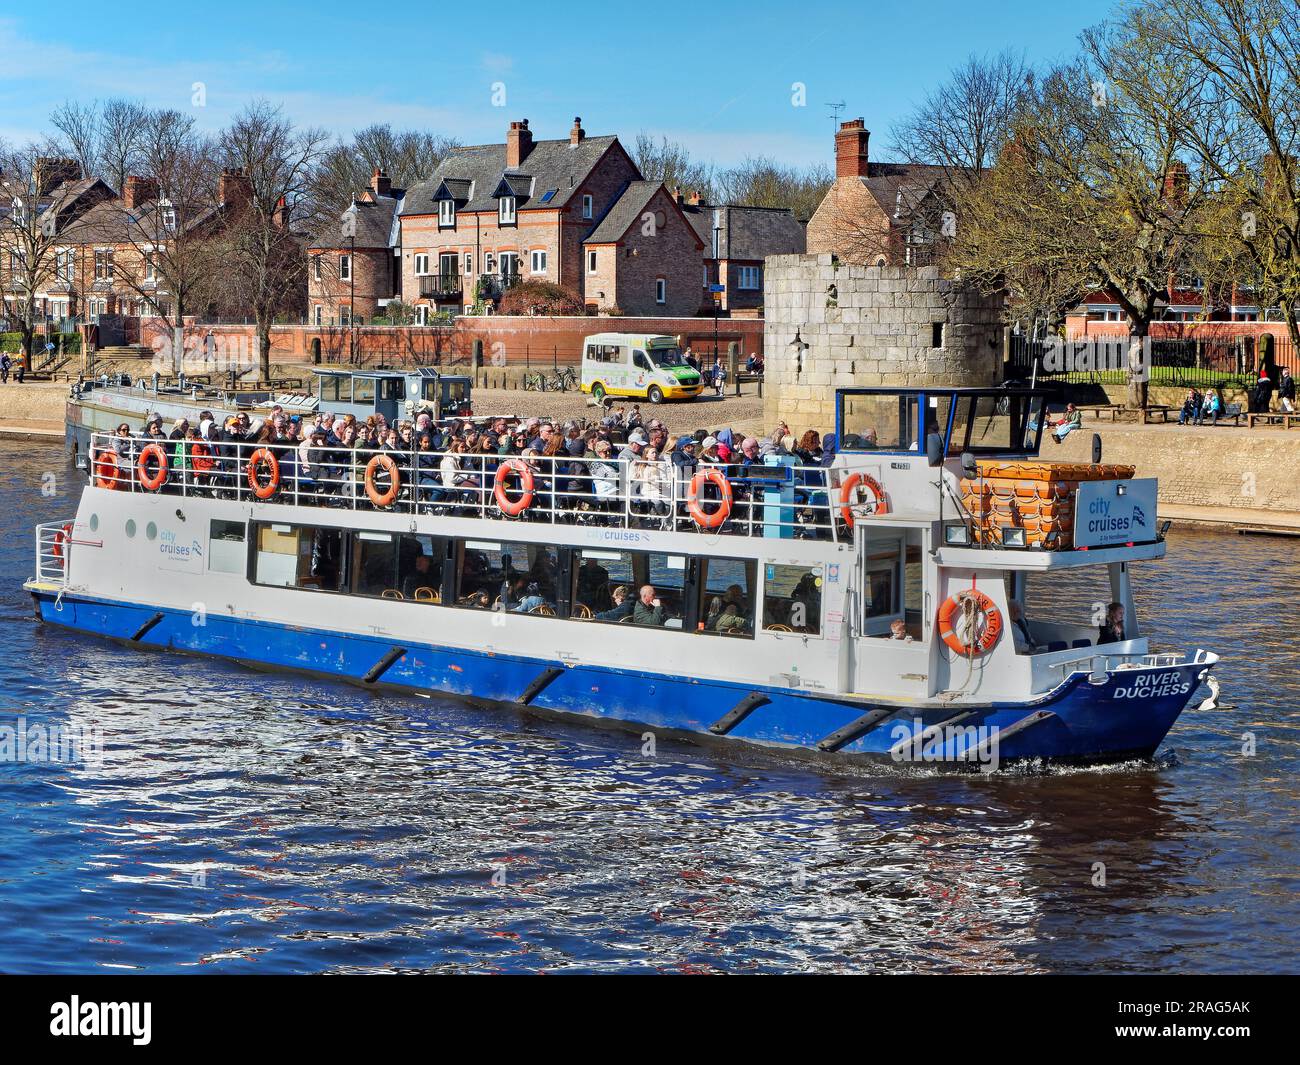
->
[580,332,703,404]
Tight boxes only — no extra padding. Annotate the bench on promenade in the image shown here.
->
[734,372,764,397]
[1079,403,1125,421]
[1141,405,1174,423]
[1216,403,1246,426]
[1246,411,1300,429]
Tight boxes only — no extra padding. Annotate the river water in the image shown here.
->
[0,440,1295,974]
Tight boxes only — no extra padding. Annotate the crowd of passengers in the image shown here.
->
[105,404,843,534]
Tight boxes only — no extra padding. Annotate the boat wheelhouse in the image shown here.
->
[30,386,1217,769]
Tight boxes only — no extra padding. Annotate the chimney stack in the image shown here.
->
[122,175,159,211]
[371,168,392,197]
[219,167,252,213]
[506,119,533,169]
[1162,161,1189,208]
[273,196,289,230]
[835,118,870,180]
[570,116,585,146]
[686,190,702,206]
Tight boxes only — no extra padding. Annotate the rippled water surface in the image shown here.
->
[0,440,1296,974]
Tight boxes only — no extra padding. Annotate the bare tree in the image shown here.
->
[311,124,458,214]
[49,98,149,193]
[714,156,832,219]
[217,101,330,381]
[632,133,714,198]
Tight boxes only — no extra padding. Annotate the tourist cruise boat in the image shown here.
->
[27,387,1217,769]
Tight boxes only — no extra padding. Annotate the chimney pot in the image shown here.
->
[506,118,534,168]
[570,116,585,145]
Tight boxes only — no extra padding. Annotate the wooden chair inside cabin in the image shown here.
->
[413,586,440,603]
[766,623,794,633]
[572,603,593,620]
[381,589,404,600]
[528,603,556,616]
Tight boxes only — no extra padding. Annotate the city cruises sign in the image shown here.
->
[1074,478,1158,548]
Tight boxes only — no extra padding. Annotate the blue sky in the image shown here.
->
[0,0,1113,167]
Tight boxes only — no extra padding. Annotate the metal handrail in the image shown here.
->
[86,432,853,541]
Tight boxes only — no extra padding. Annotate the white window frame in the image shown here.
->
[738,266,761,290]
[587,249,597,274]
[439,199,455,228]
[655,278,666,305]
[312,255,322,281]
[94,248,114,281]
[464,252,473,275]
[416,305,428,325]
[499,196,516,225]
[340,305,352,327]
[485,253,496,275]
[313,305,323,326]
[339,253,352,282]
[414,253,430,275]
[56,248,74,283]
[530,249,547,274]
[581,194,593,220]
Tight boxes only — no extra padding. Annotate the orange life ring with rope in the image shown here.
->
[839,472,888,527]
[189,441,216,472]
[53,522,73,566]
[246,448,280,500]
[136,443,169,491]
[494,459,534,517]
[93,450,121,490]
[365,453,402,507]
[687,466,733,529]
[937,589,1003,657]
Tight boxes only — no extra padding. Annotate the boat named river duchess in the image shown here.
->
[27,386,1217,769]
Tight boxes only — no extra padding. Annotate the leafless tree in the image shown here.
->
[49,98,149,193]
[633,133,715,199]
[714,156,833,220]
[311,124,459,214]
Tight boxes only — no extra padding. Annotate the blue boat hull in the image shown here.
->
[30,590,1206,768]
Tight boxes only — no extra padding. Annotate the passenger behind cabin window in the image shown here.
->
[1098,601,1125,644]
[634,584,666,626]
[577,557,611,611]
[596,584,634,621]
[889,619,913,642]
[705,584,749,634]
[1008,600,1036,653]
[401,553,440,599]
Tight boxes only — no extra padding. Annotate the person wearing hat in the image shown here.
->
[699,435,722,464]
[618,427,648,463]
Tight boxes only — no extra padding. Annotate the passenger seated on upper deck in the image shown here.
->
[1098,602,1126,644]
[1008,601,1036,653]
[633,585,666,626]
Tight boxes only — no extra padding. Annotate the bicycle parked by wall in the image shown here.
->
[523,366,578,392]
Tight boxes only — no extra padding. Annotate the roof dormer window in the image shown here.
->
[499,195,516,226]
[438,198,455,229]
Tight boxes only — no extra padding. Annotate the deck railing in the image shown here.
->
[86,432,856,541]
[34,520,73,585]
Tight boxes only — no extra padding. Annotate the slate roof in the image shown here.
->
[403,134,622,217]
[681,203,806,261]
[856,162,948,222]
[310,195,402,250]
[583,181,662,244]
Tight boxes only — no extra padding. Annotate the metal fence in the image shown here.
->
[1008,334,1299,389]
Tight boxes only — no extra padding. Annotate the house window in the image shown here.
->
[312,256,322,281]
[313,305,322,326]
[464,252,473,275]
[655,278,666,305]
[439,199,455,228]
[499,196,516,225]
[416,305,428,325]
[582,194,593,220]
[94,249,114,281]
[485,253,495,274]
[160,200,176,232]
[56,248,74,283]
[931,322,944,348]
[414,254,430,275]
[144,250,157,282]
[587,250,597,274]
[530,249,547,274]
[703,266,709,288]
[339,253,352,282]
[738,266,761,290]
[499,253,519,280]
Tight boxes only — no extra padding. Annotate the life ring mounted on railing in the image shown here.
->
[839,472,888,527]
[52,522,73,569]
[137,443,169,492]
[937,588,1003,657]
[494,459,534,517]
[687,467,733,529]
[93,450,121,490]
[365,453,401,508]
[246,448,280,500]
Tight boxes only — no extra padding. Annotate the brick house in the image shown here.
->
[806,118,949,266]
[307,169,403,326]
[681,196,805,312]
[397,117,707,318]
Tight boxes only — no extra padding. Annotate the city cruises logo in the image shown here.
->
[0,716,103,766]
[50,997,151,1045]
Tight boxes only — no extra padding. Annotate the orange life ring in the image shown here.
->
[937,590,1003,657]
[136,443,169,491]
[93,450,121,490]
[190,441,216,471]
[494,459,534,517]
[246,448,280,500]
[53,522,73,566]
[839,472,888,526]
[687,466,733,528]
[365,453,401,507]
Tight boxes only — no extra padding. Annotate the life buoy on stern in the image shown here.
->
[494,459,534,517]
[53,522,73,567]
[687,467,732,528]
[93,451,121,490]
[136,443,169,491]
[365,453,401,507]
[937,590,1003,656]
[839,472,888,527]
[246,448,280,500]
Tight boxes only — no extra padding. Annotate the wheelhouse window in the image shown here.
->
[762,563,822,636]
[498,196,516,225]
[438,199,456,228]
[318,374,351,403]
[839,392,920,450]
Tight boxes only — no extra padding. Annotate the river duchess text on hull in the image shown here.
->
[29,386,1217,768]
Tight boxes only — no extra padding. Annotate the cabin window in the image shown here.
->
[454,540,561,612]
[352,532,445,600]
[352,377,375,404]
[209,519,246,575]
[570,548,686,627]
[379,378,405,401]
[762,563,822,636]
[695,556,756,637]
[839,393,920,451]
[253,525,344,592]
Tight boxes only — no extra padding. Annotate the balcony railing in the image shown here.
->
[418,273,462,298]
[85,432,854,542]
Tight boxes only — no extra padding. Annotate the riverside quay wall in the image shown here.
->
[134,314,765,373]
[761,256,1004,429]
